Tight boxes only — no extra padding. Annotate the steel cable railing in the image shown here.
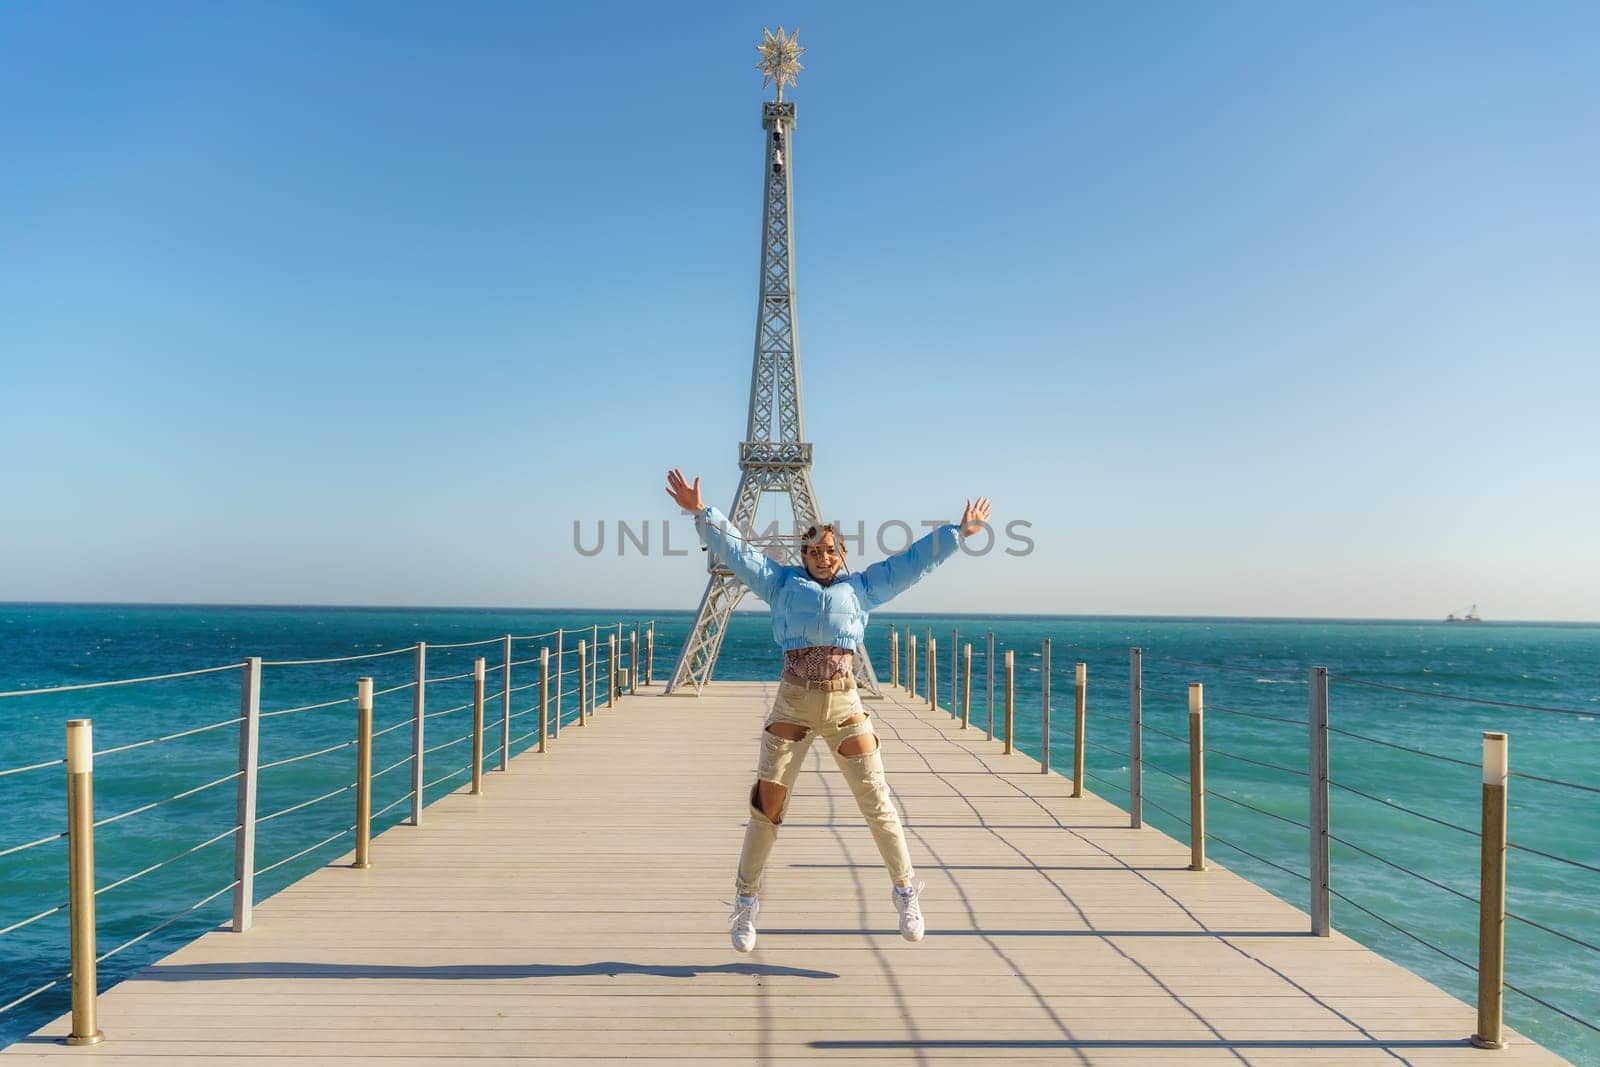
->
[371,754,413,781]
[423,701,473,720]
[1328,832,1478,905]
[1330,887,1480,972]
[1506,840,1600,876]
[370,718,411,740]
[0,901,69,940]
[1505,909,1600,954]
[261,646,413,667]
[1079,768,1129,795]
[93,714,243,758]
[1144,655,1304,678]
[1,618,653,1044]
[1509,770,1600,796]
[890,629,1598,1058]
[256,825,355,878]
[1326,726,1479,768]
[257,739,355,772]
[372,791,415,820]
[422,765,470,791]
[257,783,356,825]
[92,826,241,900]
[1210,746,1309,778]
[0,757,67,779]
[507,628,562,641]
[1210,831,1310,883]
[1327,779,1482,838]
[259,694,355,719]
[423,732,473,756]
[97,879,239,967]
[0,972,72,1016]
[1327,674,1595,718]
[1206,701,1306,727]
[426,636,507,650]
[0,831,66,860]
[1209,789,1310,831]
[91,770,242,830]
[0,662,240,700]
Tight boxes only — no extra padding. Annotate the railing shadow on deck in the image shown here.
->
[761,928,1312,938]
[814,1038,1477,1051]
[142,960,838,981]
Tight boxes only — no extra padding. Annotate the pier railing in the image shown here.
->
[4,616,1594,1059]
[0,619,655,1045]
[889,623,1598,1058]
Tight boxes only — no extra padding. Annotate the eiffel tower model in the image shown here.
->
[666,28,884,699]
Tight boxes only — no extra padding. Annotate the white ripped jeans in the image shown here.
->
[735,672,914,896]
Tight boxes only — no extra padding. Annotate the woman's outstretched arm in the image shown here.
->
[854,497,991,611]
[665,468,786,604]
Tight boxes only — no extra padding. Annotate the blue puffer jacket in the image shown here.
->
[692,504,964,652]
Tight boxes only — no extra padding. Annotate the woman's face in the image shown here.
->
[803,533,843,583]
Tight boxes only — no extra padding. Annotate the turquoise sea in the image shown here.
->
[0,604,1595,1062]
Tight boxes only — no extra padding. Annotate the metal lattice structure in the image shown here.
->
[666,89,884,699]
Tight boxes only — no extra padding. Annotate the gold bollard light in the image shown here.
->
[354,678,373,868]
[65,719,104,1045]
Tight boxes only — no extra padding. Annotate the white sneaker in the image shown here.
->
[730,894,760,953]
[893,881,925,942]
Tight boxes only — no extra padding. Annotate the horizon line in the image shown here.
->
[2,600,1596,627]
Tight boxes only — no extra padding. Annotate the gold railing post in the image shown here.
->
[630,628,639,694]
[607,633,617,707]
[1472,731,1510,1050]
[470,658,486,795]
[65,719,104,1046]
[1072,662,1087,799]
[1188,682,1206,871]
[961,644,972,729]
[929,637,938,710]
[1003,651,1015,755]
[354,678,373,868]
[890,629,900,689]
[539,648,550,753]
[645,623,654,685]
[577,640,588,726]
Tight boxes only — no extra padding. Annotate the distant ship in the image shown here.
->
[1445,604,1483,624]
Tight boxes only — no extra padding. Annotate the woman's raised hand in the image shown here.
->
[665,468,705,513]
[959,496,992,537]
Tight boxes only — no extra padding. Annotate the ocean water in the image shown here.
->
[0,604,1595,1062]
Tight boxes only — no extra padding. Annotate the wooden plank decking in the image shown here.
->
[5,680,1567,1064]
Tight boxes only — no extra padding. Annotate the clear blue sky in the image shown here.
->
[1,2,1595,620]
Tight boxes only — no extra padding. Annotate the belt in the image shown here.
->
[781,668,856,692]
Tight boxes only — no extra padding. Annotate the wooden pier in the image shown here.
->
[3,681,1568,1064]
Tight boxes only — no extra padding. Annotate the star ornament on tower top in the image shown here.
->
[757,26,804,102]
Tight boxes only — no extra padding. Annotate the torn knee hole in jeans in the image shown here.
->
[836,731,879,757]
[765,723,808,741]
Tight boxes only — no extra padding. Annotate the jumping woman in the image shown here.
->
[665,468,992,952]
